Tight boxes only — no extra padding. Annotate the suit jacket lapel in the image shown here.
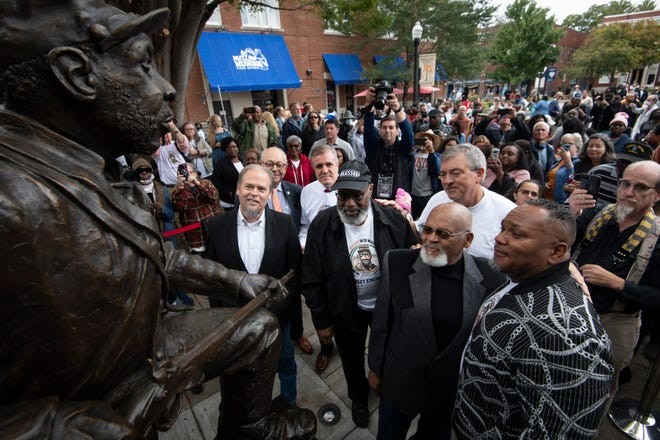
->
[258,210,274,273]
[228,209,246,271]
[410,256,437,353]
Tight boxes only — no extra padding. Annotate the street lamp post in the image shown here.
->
[412,21,423,107]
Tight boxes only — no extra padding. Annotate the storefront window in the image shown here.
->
[241,0,281,30]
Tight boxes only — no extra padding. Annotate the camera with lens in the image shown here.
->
[373,81,393,110]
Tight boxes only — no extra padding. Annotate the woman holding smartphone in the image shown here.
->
[483,143,531,195]
[545,133,581,202]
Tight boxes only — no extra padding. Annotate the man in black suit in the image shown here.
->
[368,202,506,440]
[260,147,313,355]
[206,164,302,408]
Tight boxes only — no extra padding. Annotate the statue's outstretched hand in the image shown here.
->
[239,274,288,307]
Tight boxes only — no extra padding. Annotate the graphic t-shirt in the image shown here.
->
[412,152,433,196]
[344,210,380,311]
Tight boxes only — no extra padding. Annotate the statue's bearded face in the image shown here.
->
[92,34,175,155]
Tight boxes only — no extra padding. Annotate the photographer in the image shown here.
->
[364,83,414,199]
[172,162,222,254]
[231,105,279,154]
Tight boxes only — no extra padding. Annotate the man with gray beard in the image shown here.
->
[302,160,417,429]
[368,203,505,440]
[569,160,660,425]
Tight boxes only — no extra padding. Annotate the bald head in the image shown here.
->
[261,147,287,164]
[428,202,472,231]
[623,160,660,181]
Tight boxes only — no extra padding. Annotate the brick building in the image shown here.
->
[592,9,660,91]
[182,1,390,125]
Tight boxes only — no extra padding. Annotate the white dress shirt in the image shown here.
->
[237,208,266,274]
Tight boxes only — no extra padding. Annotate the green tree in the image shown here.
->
[562,0,656,33]
[321,0,496,86]
[487,0,562,88]
[568,20,660,85]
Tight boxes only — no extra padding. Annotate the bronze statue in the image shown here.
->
[0,1,316,438]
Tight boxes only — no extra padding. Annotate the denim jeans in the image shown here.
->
[278,322,297,404]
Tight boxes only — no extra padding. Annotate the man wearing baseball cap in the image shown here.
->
[302,160,417,428]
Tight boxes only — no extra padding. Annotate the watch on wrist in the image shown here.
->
[393,106,403,114]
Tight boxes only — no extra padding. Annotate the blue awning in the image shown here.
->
[198,32,301,92]
[322,54,365,85]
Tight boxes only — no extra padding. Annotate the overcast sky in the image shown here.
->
[495,0,658,24]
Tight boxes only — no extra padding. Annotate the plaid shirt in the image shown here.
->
[172,179,222,249]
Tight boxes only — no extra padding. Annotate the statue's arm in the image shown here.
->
[0,397,137,439]
[164,242,242,305]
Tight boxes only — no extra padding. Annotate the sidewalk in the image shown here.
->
[160,295,658,440]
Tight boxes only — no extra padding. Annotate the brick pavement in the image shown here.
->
[160,295,658,440]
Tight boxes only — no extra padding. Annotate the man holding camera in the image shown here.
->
[568,160,660,428]
[232,105,280,153]
[364,84,414,199]
[172,162,222,254]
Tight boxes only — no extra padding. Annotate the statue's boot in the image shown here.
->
[214,310,317,439]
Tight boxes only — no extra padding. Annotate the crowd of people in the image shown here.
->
[117,84,659,439]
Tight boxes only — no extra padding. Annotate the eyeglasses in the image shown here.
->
[618,180,658,193]
[262,161,287,170]
[336,190,368,202]
[136,167,153,173]
[309,116,319,119]
[420,225,470,239]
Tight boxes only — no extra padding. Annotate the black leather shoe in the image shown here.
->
[351,400,369,428]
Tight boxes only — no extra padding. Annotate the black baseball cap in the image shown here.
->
[618,141,652,162]
[331,160,372,191]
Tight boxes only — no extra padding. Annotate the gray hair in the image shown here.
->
[441,144,487,173]
[238,163,275,190]
[533,121,550,132]
[286,135,302,147]
[310,145,338,163]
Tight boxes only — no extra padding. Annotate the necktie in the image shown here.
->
[271,189,283,212]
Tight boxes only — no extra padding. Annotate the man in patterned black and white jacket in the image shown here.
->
[453,200,613,439]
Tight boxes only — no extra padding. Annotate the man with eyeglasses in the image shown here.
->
[260,147,314,358]
[416,144,516,259]
[302,160,417,429]
[569,160,660,427]
[368,203,505,440]
[587,140,653,207]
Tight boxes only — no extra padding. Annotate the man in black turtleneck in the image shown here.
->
[368,202,505,440]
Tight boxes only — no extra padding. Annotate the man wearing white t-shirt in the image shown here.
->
[417,144,515,258]
[299,146,340,248]
[302,160,417,429]
[151,130,189,186]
